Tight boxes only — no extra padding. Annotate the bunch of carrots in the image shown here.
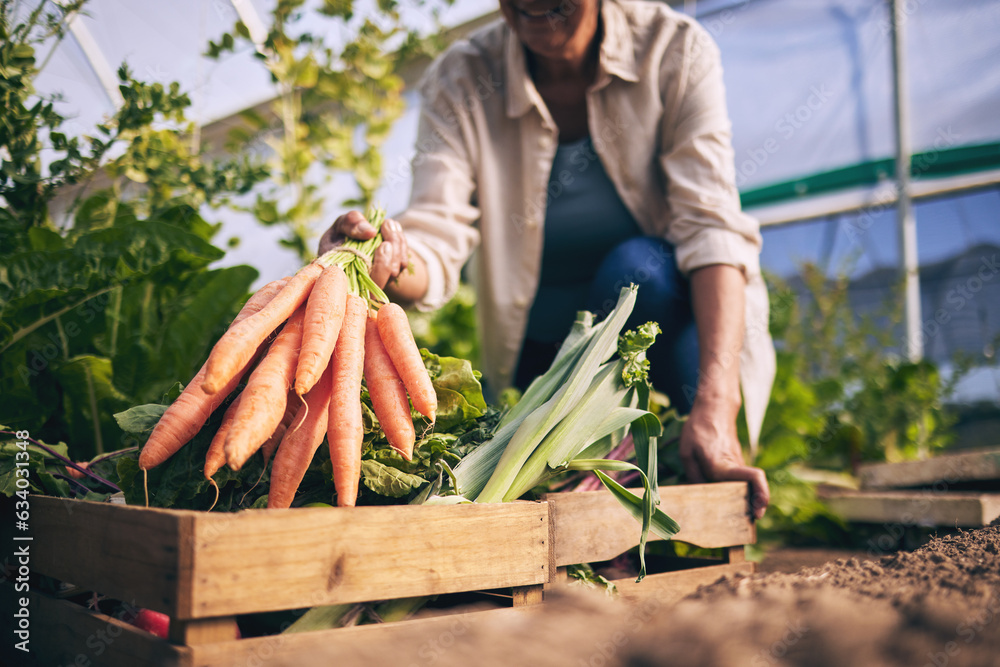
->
[136,209,436,508]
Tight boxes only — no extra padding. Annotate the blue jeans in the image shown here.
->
[515,237,700,412]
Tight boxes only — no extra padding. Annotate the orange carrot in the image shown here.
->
[363,310,415,460]
[204,394,243,481]
[294,264,348,397]
[328,294,368,507]
[267,360,334,509]
[202,262,323,395]
[224,307,307,471]
[138,278,289,471]
[261,391,300,464]
[376,302,437,423]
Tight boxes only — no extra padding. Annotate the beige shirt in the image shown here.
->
[398,0,775,446]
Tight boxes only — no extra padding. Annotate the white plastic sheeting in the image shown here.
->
[31,0,494,132]
[701,0,1000,190]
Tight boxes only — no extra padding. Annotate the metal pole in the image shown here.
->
[890,0,923,361]
[67,12,123,109]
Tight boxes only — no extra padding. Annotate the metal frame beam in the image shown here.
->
[66,10,123,108]
[891,0,923,361]
[748,169,1000,228]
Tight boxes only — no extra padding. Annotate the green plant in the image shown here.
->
[776,264,963,466]
[744,263,968,546]
[408,282,481,368]
[0,2,267,459]
[208,0,452,261]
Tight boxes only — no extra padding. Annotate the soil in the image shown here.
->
[633,521,1000,667]
[757,547,876,574]
[397,520,1000,667]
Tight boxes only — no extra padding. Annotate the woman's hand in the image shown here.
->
[318,210,411,290]
[679,397,770,520]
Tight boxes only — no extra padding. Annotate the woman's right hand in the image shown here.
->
[318,210,412,290]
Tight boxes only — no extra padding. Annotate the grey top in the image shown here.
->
[525,136,641,342]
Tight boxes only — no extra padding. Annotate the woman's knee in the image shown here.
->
[589,236,688,310]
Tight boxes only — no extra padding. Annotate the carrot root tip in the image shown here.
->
[207,479,220,512]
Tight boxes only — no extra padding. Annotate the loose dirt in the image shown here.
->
[627,520,1000,667]
[394,521,1000,667]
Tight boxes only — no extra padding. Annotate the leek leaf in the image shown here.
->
[567,458,680,581]
[630,406,662,506]
[478,287,638,502]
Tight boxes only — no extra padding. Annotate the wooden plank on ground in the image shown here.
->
[186,501,550,618]
[29,496,187,616]
[820,488,1000,527]
[859,447,1000,490]
[3,586,189,667]
[611,561,755,606]
[545,482,754,566]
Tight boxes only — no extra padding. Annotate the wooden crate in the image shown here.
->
[14,482,754,667]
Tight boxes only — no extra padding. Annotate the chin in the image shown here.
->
[519,30,574,59]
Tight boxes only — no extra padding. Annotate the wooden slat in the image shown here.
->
[185,501,550,618]
[820,488,1000,527]
[190,607,534,667]
[724,545,746,564]
[189,566,758,667]
[5,586,189,667]
[545,482,755,566]
[512,585,544,606]
[30,496,187,616]
[610,561,755,605]
[169,618,240,646]
[545,567,568,592]
[859,448,1000,490]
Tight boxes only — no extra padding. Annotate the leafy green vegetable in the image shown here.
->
[360,460,428,497]
[618,322,660,387]
[567,563,617,597]
[0,430,123,501]
[0,441,71,498]
[421,350,487,431]
[114,404,168,434]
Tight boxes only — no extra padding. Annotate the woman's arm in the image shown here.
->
[681,264,769,520]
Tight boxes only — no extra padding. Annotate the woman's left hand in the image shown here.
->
[679,398,770,520]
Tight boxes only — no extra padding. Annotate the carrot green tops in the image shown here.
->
[395,0,776,445]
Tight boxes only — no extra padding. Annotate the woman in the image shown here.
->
[320,0,774,518]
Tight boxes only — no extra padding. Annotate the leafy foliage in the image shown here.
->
[207,0,453,260]
[0,3,267,459]
[0,427,130,502]
[767,265,964,466]
[744,264,968,546]
[408,283,481,369]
